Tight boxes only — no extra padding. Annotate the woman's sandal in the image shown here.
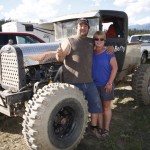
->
[97,128,103,135]
[101,129,110,138]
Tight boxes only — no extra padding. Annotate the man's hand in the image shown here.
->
[107,46,114,54]
[56,48,64,62]
[56,48,63,57]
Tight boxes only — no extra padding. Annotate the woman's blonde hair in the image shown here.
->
[93,31,106,39]
[93,31,106,50]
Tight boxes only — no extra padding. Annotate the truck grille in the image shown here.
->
[1,53,19,91]
[0,45,26,92]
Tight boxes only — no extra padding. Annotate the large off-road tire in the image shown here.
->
[132,64,150,105]
[22,83,88,150]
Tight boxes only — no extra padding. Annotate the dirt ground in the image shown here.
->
[0,115,27,150]
[0,80,149,150]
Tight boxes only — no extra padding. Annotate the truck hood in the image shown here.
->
[0,43,59,67]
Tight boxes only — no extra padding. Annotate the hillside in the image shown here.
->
[129,23,150,30]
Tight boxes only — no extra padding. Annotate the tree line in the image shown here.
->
[128,29,150,36]
[0,19,150,35]
[0,19,12,31]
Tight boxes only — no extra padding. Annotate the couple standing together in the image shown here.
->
[56,18,118,139]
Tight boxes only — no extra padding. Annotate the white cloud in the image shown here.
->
[113,0,136,6]
[4,0,63,22]
[67,4,72,10]
[0,5,3,11]
[125,0,150,16]
[0,5,4,14]
[92,0,102,6]
[1,0,150,25]
[130,16,150,25]
[113,0,150,25]
[136,16,150,25]
[126,0,150,25]
[0,5,5,19]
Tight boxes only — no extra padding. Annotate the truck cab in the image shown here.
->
[52,10,135,80]
[51,10,147,86]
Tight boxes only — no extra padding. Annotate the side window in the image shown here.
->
[16,35,27,44]
[0,35,17,45]
[131,36,141,43]
[0,35,8,45]
[26,35,41,43]
[25,24,33,31]
[88,18,99,37]
[7,35,17,44]
[16,35,41,44]
[130,36,138,43]
[106,24,116,38]
[102,18,124,38]
[141,35,150,42]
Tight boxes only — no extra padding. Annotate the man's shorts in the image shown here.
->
[73,82,103,113]
[97,85,114,101]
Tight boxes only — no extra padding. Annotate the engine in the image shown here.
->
[0,43,62,92]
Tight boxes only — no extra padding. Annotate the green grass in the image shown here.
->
[76,85,150,150]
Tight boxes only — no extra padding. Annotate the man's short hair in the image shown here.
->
[77,18,90,28]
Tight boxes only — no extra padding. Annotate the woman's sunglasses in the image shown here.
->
[94,38,106,41]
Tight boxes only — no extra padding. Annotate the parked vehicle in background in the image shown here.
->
[2,22,54,42]
[129,34,150,63]
[0,32,45,49]
[129,34,150,43]
[140,42,150,63]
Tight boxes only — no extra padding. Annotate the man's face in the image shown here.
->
[77,22,89,37]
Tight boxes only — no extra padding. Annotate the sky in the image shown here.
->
[0,0,150,25]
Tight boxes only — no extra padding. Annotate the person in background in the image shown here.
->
[92,31,118,137]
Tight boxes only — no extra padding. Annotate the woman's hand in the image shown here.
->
[105,83,113,93]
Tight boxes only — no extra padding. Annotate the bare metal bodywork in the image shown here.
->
[1,43,58,66]
[117,43,141,81]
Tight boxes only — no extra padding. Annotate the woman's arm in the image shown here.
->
[105,57,118,93]
[108,57,118,84]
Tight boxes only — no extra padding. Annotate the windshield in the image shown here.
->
[141,35,150,42]
[54,18,99,41]
[130,36,142,43]
[130,35,150,43]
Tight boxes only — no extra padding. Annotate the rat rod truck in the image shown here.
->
[0,10,149,150]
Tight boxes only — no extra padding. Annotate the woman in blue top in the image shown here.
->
[92,31,118,137]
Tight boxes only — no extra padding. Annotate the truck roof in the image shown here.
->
[131,34,150,36]
[52,10,99,22]
[52,10,127,22]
